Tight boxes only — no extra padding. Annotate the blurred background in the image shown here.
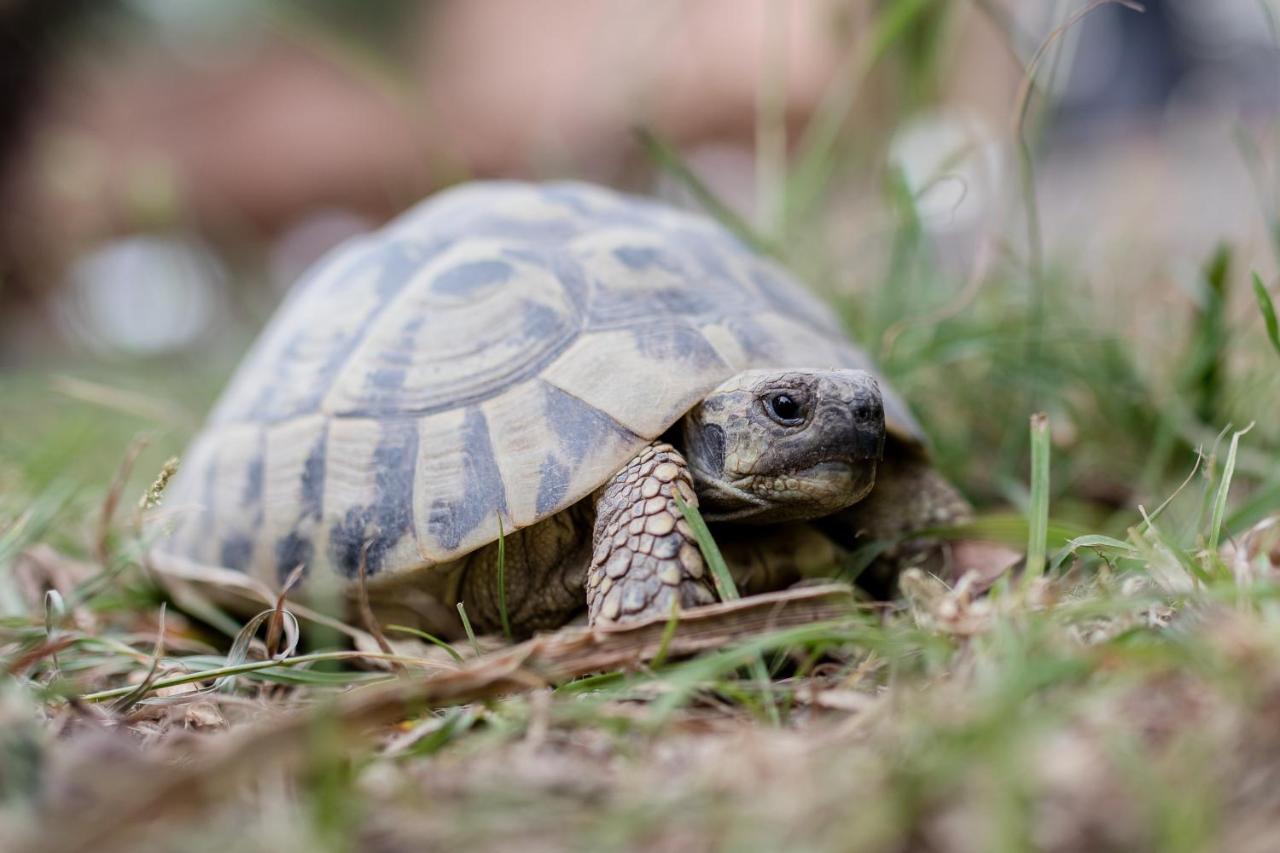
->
[2,0,1279,549]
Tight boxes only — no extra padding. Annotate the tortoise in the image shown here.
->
[153,181,974,636]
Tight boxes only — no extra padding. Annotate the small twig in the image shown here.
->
[355,542,397,663]
[5,635,77,677]
[266,565,305,660]
[96,434,152,567]
[1011,1,1145,140]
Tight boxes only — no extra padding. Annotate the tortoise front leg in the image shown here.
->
[588,442,717,625]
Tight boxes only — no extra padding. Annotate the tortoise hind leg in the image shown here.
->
[458,509,593,636]
[588,442,716,625]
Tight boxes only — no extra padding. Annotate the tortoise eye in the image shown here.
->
[765,393,804,425]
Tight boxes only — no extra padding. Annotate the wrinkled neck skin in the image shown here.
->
[680,368,886,524]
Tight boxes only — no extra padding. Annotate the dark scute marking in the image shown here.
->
[332,260,583,420]
[242,454,263,507]
[588,243,743,330]
[583,288,655,330]
[220,535,253,573]
[653,287,722,319]
[366,366,407,398]
[299,428,327,520]
[329,419,419,578]
[278,426,327,581]
[240,435,270,555]
[542,382,637,465]
[632,323,726,369]
[521,300,565,342]
[275,533,313,585]
[613,245,680,273]
[535,454,571,517]
[427,408,508,553]
[432,259,513,296]
[725,315,778,361]
[241,436,266,532]
[502,245,590,311]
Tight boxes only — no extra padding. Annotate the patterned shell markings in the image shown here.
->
[159,181,922,586]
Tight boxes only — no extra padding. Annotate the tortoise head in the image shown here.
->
[681,369,885,523]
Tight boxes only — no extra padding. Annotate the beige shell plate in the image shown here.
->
[157,181,923,587]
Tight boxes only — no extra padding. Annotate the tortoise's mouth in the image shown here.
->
[767,459,877,506]
[694,459,878,523]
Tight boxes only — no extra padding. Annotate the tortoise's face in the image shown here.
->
[681,369,885,523]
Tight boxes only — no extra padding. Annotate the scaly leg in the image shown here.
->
[588,442,717,625]
[454,507,592,637]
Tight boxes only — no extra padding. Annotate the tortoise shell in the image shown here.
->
[159,181,923,586]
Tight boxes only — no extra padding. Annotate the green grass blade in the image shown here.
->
[1208,423,1254,552]
[918,513,1086,551]
[456,602,481,657]
[1049,534,1139,573]
[77,649,428,703]
[496,516,512,643]
[1253,272,1280,359]
[673,495,738,601]
[649,598,681,670]
[385,625,463,663]
[1181,245,1231,424]
[170,655,393,687]
[671,495,779,724]
[1025,413,1051,582]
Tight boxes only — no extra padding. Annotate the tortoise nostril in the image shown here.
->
[852,396,883,424]
[848,392,886,461]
